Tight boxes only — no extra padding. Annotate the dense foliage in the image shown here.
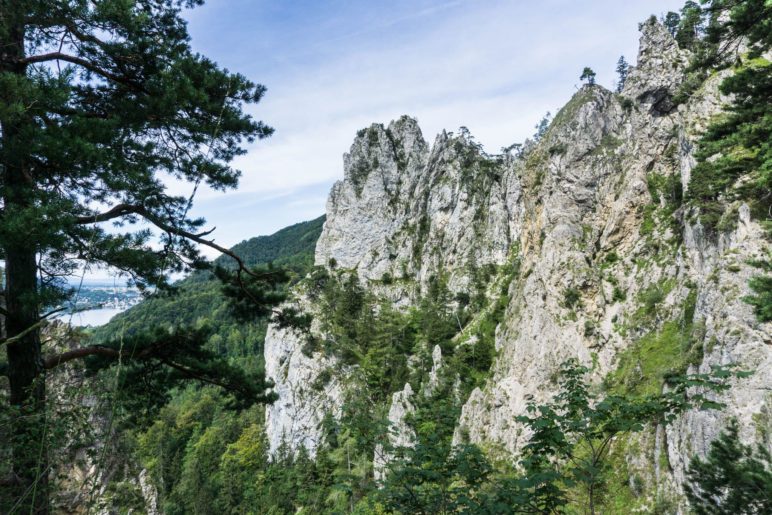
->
[0,0,280,510]
[686,419,772,514]
[128,350,743,514]
[116,245,515,513]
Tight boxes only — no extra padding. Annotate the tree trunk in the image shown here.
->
[4,248,48,514]
[1,3,50,512]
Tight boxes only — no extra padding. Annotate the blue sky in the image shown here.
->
[178,0,683,257]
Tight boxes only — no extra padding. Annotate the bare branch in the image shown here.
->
[44,345,126,369]
[73,203,142,224]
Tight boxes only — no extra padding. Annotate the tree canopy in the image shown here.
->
[0,1,276,511]
[580,67,596,85]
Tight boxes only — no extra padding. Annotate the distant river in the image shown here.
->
[59,307,126,327]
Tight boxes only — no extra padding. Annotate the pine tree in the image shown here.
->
[580,67,596,85]
[685,420,772,514]
[615,56,629,93]
[675,1,704,50]
[0,1,277,511]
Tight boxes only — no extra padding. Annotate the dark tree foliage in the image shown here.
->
[664,11,681,37]
[580,67,597,85]
[745,273,772,322]
[615,55,629,92]
[686,419,772,514]
[213,264,289,321]
[0,1,275,510]
[741,257,772,322]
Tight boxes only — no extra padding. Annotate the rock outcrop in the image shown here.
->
[265,18,771,509]
[373,383,417,483]
[264,318,346,455]
[315,115,519,299]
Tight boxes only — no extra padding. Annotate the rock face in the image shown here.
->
[315,115,519,299]
[265,18,771,508]
[373,383,417,483]
[264,312,346,455]
[138,469,160,515]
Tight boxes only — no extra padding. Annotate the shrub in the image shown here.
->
[563,287,582,309]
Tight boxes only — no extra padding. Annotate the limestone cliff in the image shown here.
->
[264,18,771,509]
[314,115,518,299]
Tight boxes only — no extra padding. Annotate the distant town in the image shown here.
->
[65,283,142,312]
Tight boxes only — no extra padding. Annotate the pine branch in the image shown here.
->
[20,52,144,91]
[43,345,138,369]
[73,203,282,280]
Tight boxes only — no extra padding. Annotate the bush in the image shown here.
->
[563,287,582,309]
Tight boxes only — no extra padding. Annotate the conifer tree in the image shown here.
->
[686,420,772,514]
[580,67,596,85]
[615,55,629,92]
[675,1,704,50]
[683,0,772,321]
[0,1,277,511]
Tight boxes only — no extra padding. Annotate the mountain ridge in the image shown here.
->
[263,17,771,512]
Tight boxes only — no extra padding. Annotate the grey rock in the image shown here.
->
[265,17,772,510]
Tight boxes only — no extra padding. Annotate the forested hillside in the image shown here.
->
[93,216,324,344]
[43,217,326,513]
